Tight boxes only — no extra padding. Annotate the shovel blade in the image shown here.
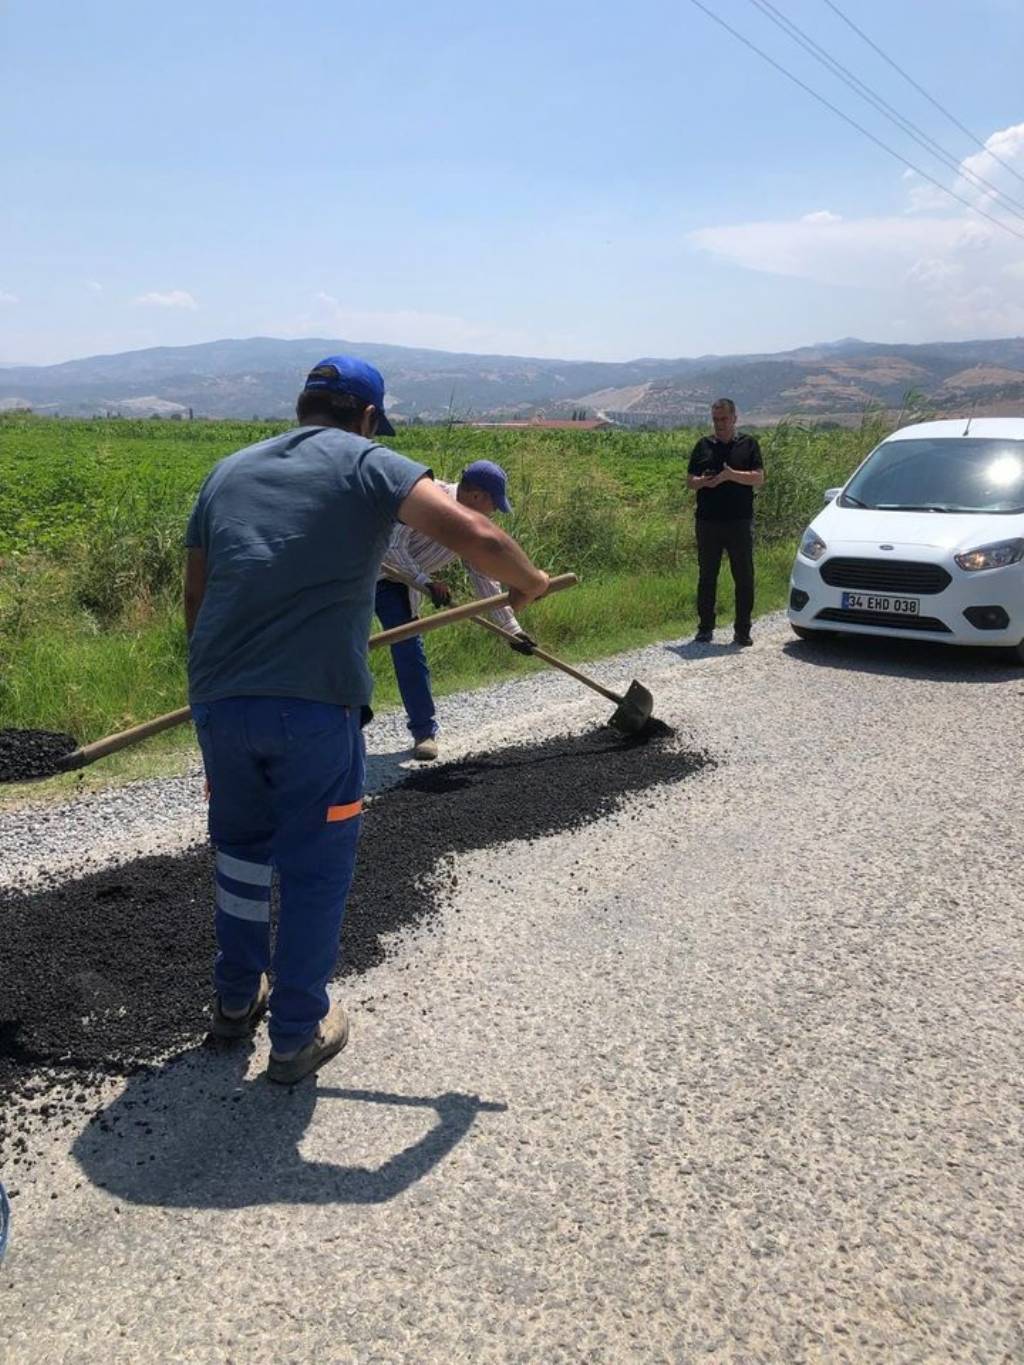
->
[609,679,654,734]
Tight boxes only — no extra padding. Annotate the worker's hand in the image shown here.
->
[509,570,550,612]
[509,631,537,655]
[427,578,452,609]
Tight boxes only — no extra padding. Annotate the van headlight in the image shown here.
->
[799,529,827,562]
[954,538,1024,572]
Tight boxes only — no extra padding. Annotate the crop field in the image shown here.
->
[0,414,885,776]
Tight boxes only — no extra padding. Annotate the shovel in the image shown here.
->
[52,572,578,774]
[380,563,654,735]
[472,616,654,735]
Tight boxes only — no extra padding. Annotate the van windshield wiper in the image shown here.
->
[874,503,952,512]
[840,493,867,507]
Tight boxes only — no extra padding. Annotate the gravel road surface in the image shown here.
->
[2,617,1022,1362]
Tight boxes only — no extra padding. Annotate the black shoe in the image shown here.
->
[733,632,753,647]
[693,628,713,644]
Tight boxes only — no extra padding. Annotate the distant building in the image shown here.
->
[602,410,671,428]
[466,417,614,431]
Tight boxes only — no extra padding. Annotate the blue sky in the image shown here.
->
[2,0,1023,365]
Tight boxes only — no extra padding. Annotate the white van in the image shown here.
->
[788,418,1024,660]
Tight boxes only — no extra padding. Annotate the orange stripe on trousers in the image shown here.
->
[326,799,363,823]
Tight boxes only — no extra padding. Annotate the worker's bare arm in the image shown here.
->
[397,477,549,608]
[184,547,207,637]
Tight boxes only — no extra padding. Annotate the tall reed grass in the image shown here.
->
[0,414,886,746]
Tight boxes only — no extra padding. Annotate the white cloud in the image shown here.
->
[0,291,18,305]
[906,257,961,288]
[956,122,1024,210]
[690,122,1024,341]
[904,177,952,214]
[85,280,103,294]
[134,289,198,310]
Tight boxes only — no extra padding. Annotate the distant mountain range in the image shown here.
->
[2,333,1024,424]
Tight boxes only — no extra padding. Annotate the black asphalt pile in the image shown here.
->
[0,729,78,785]
[0,724,708,1162]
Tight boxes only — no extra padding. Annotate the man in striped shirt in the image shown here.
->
[377,460,536,760]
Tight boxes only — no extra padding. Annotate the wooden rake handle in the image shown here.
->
[57,571,578,771]
[58,706,195,771]
[369,571,577,648]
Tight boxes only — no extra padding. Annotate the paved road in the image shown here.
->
[3,621,1023,1362]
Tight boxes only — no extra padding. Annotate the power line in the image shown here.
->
[753,0,1024,220]
[748,0,1024,223]
[821,0,1024,191]
[686,0,1024,246]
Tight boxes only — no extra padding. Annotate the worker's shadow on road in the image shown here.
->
[363,748,416,794]
[71,1043,505,1209]
[663,640,735,662]
[363,747,443,796]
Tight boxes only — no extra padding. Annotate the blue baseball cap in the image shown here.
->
[302,354,395,436]
[461,459,512,514]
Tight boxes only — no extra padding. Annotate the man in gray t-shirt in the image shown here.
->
[184,355,549,1084]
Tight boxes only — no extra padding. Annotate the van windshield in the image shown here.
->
[842,437,1024,513]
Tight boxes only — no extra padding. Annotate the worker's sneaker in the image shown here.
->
[412,736,438,761]
[266,1003,349,1085]
[733,631,754,647]
[693,628,713,644]
[211,973,270,1040]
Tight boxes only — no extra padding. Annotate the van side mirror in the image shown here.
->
[824,487,841,503]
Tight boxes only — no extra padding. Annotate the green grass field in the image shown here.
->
[0,413,888,786]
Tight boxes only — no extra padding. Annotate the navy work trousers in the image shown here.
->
[191,696,365,1054]
[374,579,438,741]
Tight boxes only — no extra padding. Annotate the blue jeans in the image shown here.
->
[191,696,365,1053]
[374,579,437,741]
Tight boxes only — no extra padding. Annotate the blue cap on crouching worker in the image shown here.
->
[461,459,512,514]
[303,355,396,436]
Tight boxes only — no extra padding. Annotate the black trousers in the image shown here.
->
[696,518,754,633]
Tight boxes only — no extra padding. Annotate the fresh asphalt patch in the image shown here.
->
[0,730,77,785]
[0,723,708,1167]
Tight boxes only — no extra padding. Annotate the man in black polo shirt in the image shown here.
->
[686,398,765,647]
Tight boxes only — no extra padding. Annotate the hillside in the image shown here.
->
[1,334,1023,423]
[569,340,1024,425]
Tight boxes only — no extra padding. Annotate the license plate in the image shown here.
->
[841,592,920,615]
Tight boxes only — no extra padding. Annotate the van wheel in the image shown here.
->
[1004,640,1024,664]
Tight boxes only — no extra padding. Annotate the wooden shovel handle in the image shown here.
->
[380,559,620,706]
[470,616,623,706]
